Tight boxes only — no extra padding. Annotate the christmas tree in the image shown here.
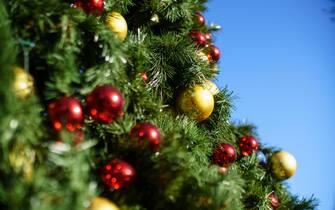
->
[0,1,318,210]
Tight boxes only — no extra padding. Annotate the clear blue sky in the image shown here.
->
[205,0,335,209]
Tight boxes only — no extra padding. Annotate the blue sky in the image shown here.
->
[205,0,335,209]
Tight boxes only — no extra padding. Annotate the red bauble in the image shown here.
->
[239,136,259,156]
[140,72,148,82]
[212,143,237,166]
[75,0,104,16]
[189,31,207,48]
[101,159,136,190]
[194,12,205,26]
[86,85,124,123]
[268,192,280,209]
[204,32,212,43]
[48,96,84,132]
[207,45,221,62]
[130,123,161,150]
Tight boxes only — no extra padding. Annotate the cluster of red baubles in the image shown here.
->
[189,12,221,62]
[212,136,259,167]
[47,85,162,190]
[99,122,161,190]
[48,85,124,131]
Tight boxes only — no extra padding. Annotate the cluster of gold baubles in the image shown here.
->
[177,80,219,122]
[270,151,297,180]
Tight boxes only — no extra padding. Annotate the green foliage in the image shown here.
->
[0,0,317,210]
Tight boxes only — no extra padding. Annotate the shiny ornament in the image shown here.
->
[74,0,104,16]
[106,12,128,41]
[256,151,267,166]
[207,45,221,62]
[203,80,219,95]
[177,84,214,122]
[204,32,212,43]
[130,123,161,150]
[9,144,35,181]
[212,143,237,166]
[101,159,135,190]
[196,51,210,63]
[194,12,205,26]
[270,151,297,180]
[268,192,280,210]
[150,14,160,23]
[48,96,84,132]
[189,31,206,48]
[86,85,124,123]
[13,67,34,98]
[89,197,119,210]
[238,136,259,156]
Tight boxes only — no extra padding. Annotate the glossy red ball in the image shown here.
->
[207,45,221,62]
[86,85,124,123]
[189,31,207,48]
[48,96,84,132]
[212,143,237,166]
[268,192,280,209]
[75,0,104,16]
[194,12,205,26]
[101,159,136,190]
[130,123,161,150]
[239,136,259,156]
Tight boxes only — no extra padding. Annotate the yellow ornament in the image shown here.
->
[196,51,209,63]
[106,12,128,42]
[150,14,160,23]
[270,151,297,180]
[177,84,214,122]
[9,143,35,181]
[203,80,219,95]
[89,197,119,210]
[14,67,34,98]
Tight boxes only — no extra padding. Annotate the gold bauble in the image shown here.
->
[9,143,35,181]
[177,84,214,122]
[270,151,297,180]
[106,12,128,42]
[203,80,219,95]
[14,67,34,98]
[196,51,209,63]
[150,14,160,23]
[89,197,119,210]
